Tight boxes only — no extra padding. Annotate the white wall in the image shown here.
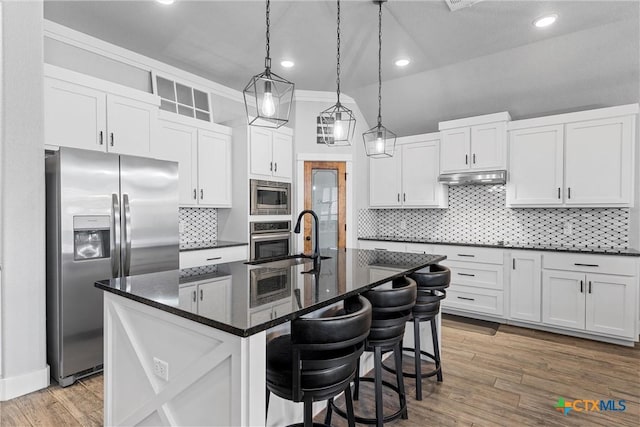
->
[0,0,49,400]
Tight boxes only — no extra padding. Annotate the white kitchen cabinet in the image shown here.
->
[178,276,232,322]
[357,240,407,252]
[250,299,292,324]
[249,127,292,180]
[155,117,232,207]
[44,75,158,157]
[564,116,634,206]
[509,252,542,323]
[439,113,510,174]
[507,105,637,207]
[507,125,564,206]
[541,253,638,339]
[370,135,447,208]
[179,245,248,269]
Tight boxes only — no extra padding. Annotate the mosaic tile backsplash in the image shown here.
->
[359,185,630,248]
[179,207,217,245]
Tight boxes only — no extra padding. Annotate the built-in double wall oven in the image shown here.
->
[250,220,291,261]
[250,179,291,216]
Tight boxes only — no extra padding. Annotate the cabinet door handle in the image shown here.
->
[588,281,592,294]
[458,272,476,277]
[457,254,475,257]
[206,257,222,261]
[200,289,203,301]
[512,259,516,270]
[557,188,561,199]
[457,296,475,301]
[274,162,277,172]
[193,189,197,200]
[403,193,406,202]
[465,154,468,165]
[200,189,204,200]
[270,161,273,172]
[192,290,196,303]
[374,248,388,251]
[472,153,476,164]
[110,132,114,146]
[580,280,584,293]
[574,263,599,267]
[397,193,400,202]
[99,131,104,145]
[568,187,571,199]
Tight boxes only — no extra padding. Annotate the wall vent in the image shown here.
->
[155,75,211,122]
[445,0,483,12]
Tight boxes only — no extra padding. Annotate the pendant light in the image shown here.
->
[243,0,294,128]
[319,0,356,146]
[363,0,396,158]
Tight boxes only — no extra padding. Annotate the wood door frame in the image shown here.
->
[303,161,347,250]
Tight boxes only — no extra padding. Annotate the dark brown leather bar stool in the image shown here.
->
[330,276,417,427]
[266,295,372,427]
[383,264,450,401]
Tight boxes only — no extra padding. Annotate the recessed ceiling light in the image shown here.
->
[156,0,175,5]
[280,60,295,68]
[533,14,558,28]
[395,58,410,67]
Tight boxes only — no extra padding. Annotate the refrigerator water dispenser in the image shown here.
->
[73,215,110,261]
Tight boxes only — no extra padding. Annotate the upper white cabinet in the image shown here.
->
[439,112,511,173]
[507,105,637,207]
[249,127,292,180]
[44,66,159,157]
[154,115,232,207]
[370,134,448,208]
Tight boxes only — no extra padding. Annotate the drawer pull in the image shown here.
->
[374,248,388,251]
[457,273,476,277]
[206,257,222,261]
[457,254,475,257]
[457,296,475,301]
[574,263,599,267]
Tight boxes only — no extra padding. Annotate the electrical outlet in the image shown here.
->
[178,220,185,234]
[563,221,573,236]
[400,220,407,230]
[153,357,169,381]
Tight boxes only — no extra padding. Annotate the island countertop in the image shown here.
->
[95,248,445,337]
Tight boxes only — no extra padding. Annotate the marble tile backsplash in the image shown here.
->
[359,185,630,248]
[179,207,217,245]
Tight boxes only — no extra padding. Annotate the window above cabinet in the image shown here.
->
[155,75,211,123]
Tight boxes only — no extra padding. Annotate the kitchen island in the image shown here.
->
[95,248,445,426]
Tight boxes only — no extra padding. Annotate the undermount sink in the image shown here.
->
[245,254,331,266]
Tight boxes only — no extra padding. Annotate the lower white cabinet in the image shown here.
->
[250,299,292,324]
[542,270,586,330]
[179,245,248,269]
[179,276,232,322]
[509,252,542,322]
[358,240,407,252]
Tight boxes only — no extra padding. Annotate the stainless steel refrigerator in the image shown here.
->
[46,147,179,387]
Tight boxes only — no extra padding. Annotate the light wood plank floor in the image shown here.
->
[1,321,638,426]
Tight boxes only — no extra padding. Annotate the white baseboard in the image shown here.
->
[0,365,50,401]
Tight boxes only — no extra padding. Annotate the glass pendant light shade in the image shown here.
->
[319,103,356,146]
[319,0,355,146]
[243,63,294,128]
[363,123,396,158]
[243,0,294,129]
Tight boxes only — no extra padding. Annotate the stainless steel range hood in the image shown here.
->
[438,170,507,185]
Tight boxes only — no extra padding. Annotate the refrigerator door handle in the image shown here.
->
[111,194,121,278]
[123,193,132,276]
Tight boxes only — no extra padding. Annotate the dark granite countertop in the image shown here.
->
[95,248,445,337]
[179,240,248,251]
[358,236,640,257]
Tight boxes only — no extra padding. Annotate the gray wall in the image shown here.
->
[0,0,48,396]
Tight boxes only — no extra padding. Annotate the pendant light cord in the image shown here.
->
[377,1,382,127]
[265,0,271,70]
[336,0,341,105]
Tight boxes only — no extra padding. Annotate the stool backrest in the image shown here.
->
[363,276,417,345]
[410,264,451,290]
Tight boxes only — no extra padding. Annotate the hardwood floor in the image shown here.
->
[1,322,638,426]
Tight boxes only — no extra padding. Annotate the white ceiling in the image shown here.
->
[44,0,640,135]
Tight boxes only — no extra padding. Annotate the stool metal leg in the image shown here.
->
[345,385,356,427]
[393,342,408,419]
[374,346,383,427]
[325,397,333,426]
[304,399,313,427]
[413,316,423,401]
[431,319,443,382]
[353,358,360,401]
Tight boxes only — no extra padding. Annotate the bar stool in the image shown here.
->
[383,265,450,401]
[330,276,417,427]
[266,295,372,427]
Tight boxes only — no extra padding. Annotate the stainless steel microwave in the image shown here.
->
[250,179,291,215]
